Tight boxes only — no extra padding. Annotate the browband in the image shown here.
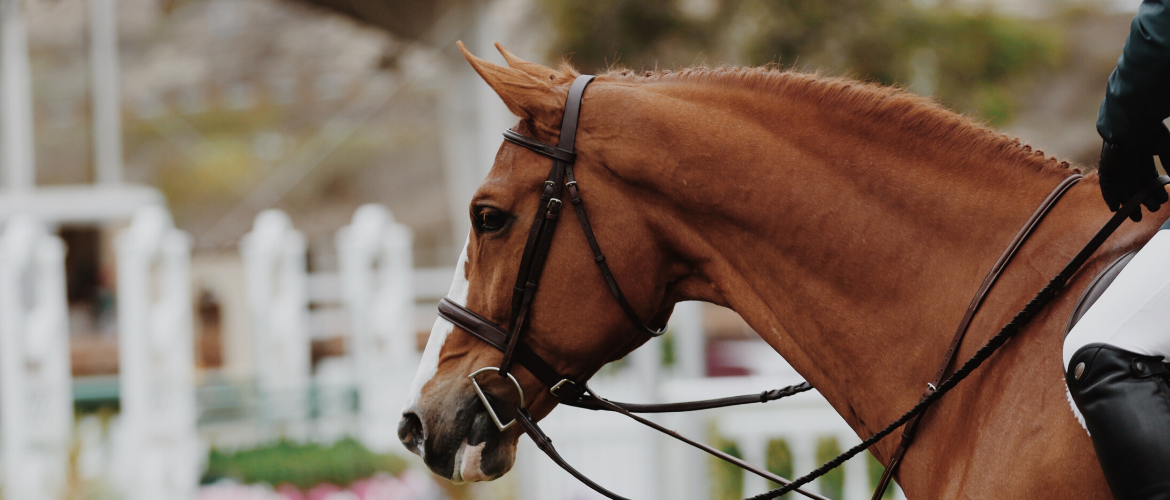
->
[503,130,576,163]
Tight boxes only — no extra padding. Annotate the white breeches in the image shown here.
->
[1063,229,1170,369]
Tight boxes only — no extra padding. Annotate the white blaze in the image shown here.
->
[404,237,471,410]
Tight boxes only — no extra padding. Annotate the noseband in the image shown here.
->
[436,73,1170,500]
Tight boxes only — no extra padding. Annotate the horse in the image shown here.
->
[398,42,1165,498]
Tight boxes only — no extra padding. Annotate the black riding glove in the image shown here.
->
[1098,122,1170,222]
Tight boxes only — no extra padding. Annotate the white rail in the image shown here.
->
[337,204,419,452]
[520,373,907,500]
[0,201,912,500]
[240,210,313,435]
[0,216,72,500]
[115,206,200,500]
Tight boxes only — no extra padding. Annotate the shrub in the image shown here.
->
[202,438,408,490]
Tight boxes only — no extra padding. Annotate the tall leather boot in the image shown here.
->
[1066,343,1170,500]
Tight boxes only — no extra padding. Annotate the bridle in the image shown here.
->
[436,73,1170,500]
[438,74,827,500]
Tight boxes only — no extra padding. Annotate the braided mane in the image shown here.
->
[581,65,1079,176]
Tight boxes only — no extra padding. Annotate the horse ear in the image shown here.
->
[495,42,560,83]
[458,41,561,123]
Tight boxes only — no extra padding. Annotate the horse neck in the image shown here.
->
[587,78,1098,440]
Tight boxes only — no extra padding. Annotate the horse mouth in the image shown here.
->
[400,395,517,483]
[451,440,490,483]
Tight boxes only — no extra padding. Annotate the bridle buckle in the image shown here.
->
[549,379,581,400]
[468,367,527,431]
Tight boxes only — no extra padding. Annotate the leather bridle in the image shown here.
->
[436,73,1170,500]
[439,75,829,500]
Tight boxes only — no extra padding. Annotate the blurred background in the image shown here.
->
[0,0,1145,499]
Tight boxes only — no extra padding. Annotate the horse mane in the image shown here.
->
[564,64,1079,176]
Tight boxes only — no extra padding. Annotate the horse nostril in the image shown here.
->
[398,412,424,454]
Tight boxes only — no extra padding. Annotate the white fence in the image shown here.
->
[240,209,313,434]
[0,204,906,500]
[337,204,419,452]
[115,206,200,500]
[517,326,907,500]
[0,216,72,500]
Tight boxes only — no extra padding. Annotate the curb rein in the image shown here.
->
[436,74,1170,500]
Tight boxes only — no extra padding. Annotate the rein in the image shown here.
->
[754,175,1170,499]
[870,172,1082,498]
[437,73,1170,499]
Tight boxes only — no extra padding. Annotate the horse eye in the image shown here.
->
[474,208,509,233]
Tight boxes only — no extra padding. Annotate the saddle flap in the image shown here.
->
[1065,249,1140,338]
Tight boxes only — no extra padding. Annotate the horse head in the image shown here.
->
[397,39,1117,498]
[398,43,680,483]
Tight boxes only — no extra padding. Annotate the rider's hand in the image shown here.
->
[1098,122,1170,222]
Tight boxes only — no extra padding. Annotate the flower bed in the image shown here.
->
[199,470,441,500]
[200,438,441,500]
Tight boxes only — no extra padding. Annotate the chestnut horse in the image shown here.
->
[398,43,1166,498]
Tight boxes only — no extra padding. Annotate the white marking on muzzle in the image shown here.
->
[404,236,471,411]
[451,440,488,483]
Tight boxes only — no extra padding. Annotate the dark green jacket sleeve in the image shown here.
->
[1097,0,1170,145]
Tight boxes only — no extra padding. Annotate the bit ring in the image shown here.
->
[468,367,526,431]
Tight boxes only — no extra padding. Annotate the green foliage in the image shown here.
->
[705,435,892,499]
[814,437,844,499]
[201,438,408,490]
[867,452,895,499]
[660,331,676,367]
[764,439,792,494]
[709,432,744,500]
[543,0,1065,124]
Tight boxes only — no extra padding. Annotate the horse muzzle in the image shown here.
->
[398,390,520,483]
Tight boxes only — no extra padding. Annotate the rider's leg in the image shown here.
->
[1064,223,1170,500]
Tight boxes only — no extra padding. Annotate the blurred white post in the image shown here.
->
[241,210,311,434]
[789,435,820,496]
[739,437,769,497]
[0,216,72,500]
[437,63,483,245]
[660,301,706,500]
[89,0,123,185]
[669,301,705,378]
[337,204,416,452]
[628,314,662,500]
[115,206,199,500]
[1,0,36,192]
[842,435,871,500]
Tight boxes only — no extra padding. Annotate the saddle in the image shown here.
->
[1065,249,1140,336]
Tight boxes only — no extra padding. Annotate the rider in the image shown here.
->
[1064,1,1170,499]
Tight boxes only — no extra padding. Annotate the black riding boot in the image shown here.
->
[1066,343,1170,500]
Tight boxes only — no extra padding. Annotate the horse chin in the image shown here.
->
[451,439,511,483]
[447,408,517,483]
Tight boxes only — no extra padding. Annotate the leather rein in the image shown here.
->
[436,73,1170,500]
